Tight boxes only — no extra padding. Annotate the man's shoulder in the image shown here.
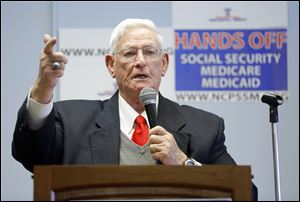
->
[56,99,106,105]
[54,99,109,112]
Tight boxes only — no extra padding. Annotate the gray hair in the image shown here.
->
[109,18,163,53]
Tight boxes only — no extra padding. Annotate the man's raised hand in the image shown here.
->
[31,34,68,104]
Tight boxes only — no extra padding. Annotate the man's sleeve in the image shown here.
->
[26,87,53,130]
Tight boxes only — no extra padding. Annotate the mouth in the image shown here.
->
[132,74,149,80]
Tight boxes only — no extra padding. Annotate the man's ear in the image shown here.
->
[105,54,116,78]
[161,52,169,77]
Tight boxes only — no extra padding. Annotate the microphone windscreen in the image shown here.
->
[261,93,283,106]
[139,87,156,105]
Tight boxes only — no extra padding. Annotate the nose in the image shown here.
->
[134,49,147,67]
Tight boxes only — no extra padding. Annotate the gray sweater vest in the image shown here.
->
[119,131,157,165]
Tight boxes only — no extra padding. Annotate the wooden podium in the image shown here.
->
[34,165,252,201]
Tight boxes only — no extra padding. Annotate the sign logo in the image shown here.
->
[209,8,247,22]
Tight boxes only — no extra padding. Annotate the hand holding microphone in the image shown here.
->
[139,87,187,165]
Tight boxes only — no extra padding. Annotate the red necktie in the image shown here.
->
[131,115,149,146]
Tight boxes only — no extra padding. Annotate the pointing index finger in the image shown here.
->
[43,35,57,55]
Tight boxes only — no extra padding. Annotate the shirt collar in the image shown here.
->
[118,91,159,135]
[118,92,147,135]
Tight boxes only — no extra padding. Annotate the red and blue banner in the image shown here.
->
[175,29,287,91]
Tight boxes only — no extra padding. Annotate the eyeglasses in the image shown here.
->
[114,47,162,62]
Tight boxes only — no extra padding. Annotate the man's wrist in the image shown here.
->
[31,84,54,104]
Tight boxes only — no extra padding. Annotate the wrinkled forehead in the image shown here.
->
[116,28,160,50]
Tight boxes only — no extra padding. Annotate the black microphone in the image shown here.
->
[261,93,283,107]
[139,87,157,128]
[261,93,283,123]
[140,87,161,165]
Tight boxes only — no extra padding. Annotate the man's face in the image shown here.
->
[110,28,168,97]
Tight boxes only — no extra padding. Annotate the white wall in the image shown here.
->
[1,1,299,201]
[1,2,52,200]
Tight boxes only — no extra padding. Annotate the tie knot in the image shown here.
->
[135,115,147,124]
